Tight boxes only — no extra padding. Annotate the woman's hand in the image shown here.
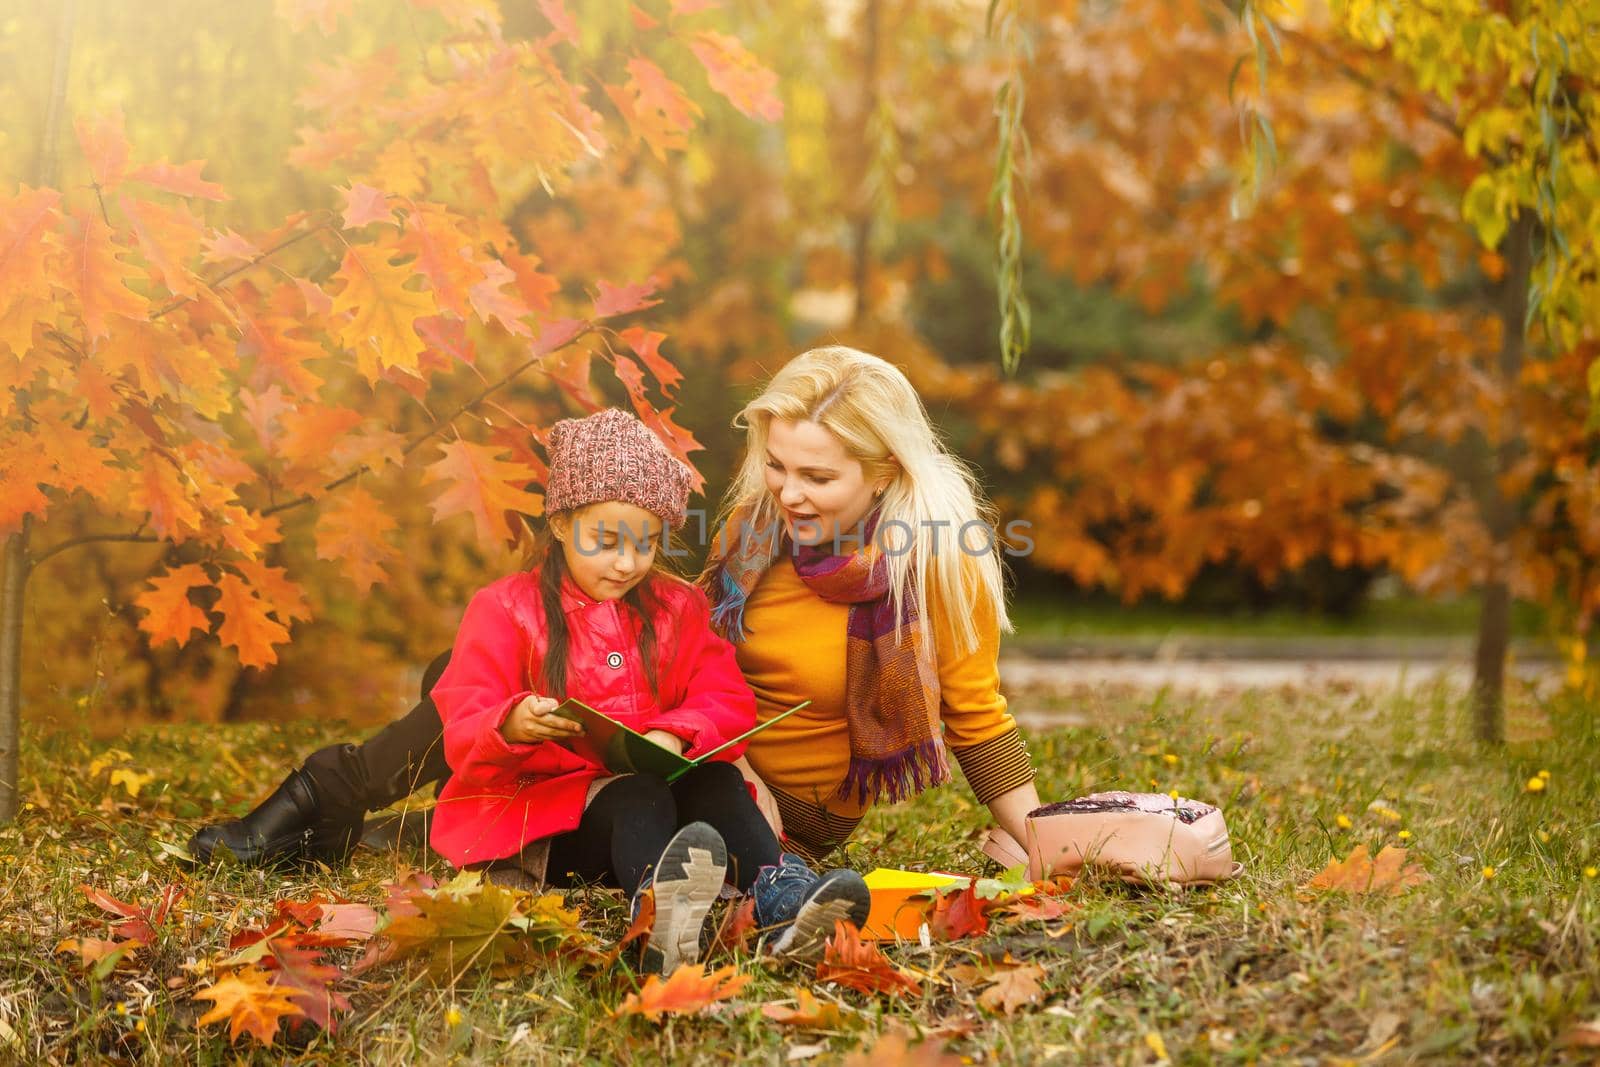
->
[500,695,584,744]
[641,730,685,756]
[734,756,784,839]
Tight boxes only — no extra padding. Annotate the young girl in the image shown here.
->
[427,408,869,973]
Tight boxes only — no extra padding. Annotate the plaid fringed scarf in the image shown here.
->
[699,504,949,806]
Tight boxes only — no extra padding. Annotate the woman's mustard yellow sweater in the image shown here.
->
[733,555,1035,858]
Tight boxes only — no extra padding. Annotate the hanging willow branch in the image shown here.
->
[987,0,1033,376]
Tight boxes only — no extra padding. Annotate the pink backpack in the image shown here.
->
[983,791,1242,888]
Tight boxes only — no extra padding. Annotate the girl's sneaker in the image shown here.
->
[634,821,728,975]
[752,853,871,961]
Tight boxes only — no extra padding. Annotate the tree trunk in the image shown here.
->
[1469,212,1536,745]
[1,0,76,825]
[850,0,881,325]
[0,523,30,823]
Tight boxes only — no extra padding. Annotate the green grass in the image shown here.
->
[1007,591,1549,643]
[2,684,1597,1064]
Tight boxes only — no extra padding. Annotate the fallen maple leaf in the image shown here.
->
[977,963,1046,1016]
[760,988,845,1029]
[711,895,757,956]
[80,883,183,943]
[193,967,306,1045]
[359,870,584,979]
[840,1027,962,1067]
[267,943,351,1033]
[926,885,995,941]
[816,921,922,998]
[614,963,752,1022]
[1001,894,1075,923]
[1304,845,1430,896]
[316,902,381,943]
[55,937,139,970]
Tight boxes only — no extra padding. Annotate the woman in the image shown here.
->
[190,345,1040,868]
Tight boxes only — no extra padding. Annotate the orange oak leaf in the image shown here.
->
[276,404,365,470]
[130,460,203,541]
[688,31,783,122]
[120,195,204,298]
[816,921,922,998]
[80,883,183,943]
[233,561,312,627]
[193,967,306,1045]
[618,326,681,394]
[633,401,706,492]
[136,564,213,648]
[612,353,648,404]
[127,159,229,201]
[315,487,399,592]
[0,187,62,317]
[613,963,752,1021]
[397,201,481,319]
[760,988,844,1028]
[423,440,544,546]
[468,257,534,336]
[237,307,327,398]
[1303,845,1430,896]
[213,572,291,670]
[202,229,262,265]
[64,209,148,340]
[340,183,396,228]
[330,245,436,379]
[976,962,1046,1015]
[501,246,559,313]
[606,55,702,161]
[74,111,131,191]
[592,278,660,318]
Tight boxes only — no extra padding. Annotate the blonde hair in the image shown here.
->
[718,345,1011,654]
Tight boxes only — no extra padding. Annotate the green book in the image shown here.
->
[549,697,811,781]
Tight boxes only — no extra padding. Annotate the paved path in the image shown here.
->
[997,654,1563,729]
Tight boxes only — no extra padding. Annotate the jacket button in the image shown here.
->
[606,652,623,669]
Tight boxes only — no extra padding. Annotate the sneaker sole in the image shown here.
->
[645,822,728,975]
[770,874,872,961]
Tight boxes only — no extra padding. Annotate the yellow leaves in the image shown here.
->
[607,55,703,161]
[330,245,436,380]
[614,963,751,1022]
[761,988,845,1029]
[423,440,544,546]
[193,967,306,1046]
[1304,845,1430,896]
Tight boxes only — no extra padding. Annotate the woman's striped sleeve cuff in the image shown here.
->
[951,728,1035,805]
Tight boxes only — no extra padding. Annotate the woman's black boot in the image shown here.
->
[188,768,324,868]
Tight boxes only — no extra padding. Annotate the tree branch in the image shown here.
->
[32,532,161,567]
[150,221,334,321]
[260,323,596,518]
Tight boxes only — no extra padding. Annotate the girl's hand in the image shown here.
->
[501,695,584,744]
[642,730,685,756]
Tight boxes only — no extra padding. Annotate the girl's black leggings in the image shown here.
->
[301,650,781,892]
[545,762,782,895]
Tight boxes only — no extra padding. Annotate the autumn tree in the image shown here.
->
[0,0,782,822]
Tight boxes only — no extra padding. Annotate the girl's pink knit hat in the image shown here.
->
[543,408,694,527]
